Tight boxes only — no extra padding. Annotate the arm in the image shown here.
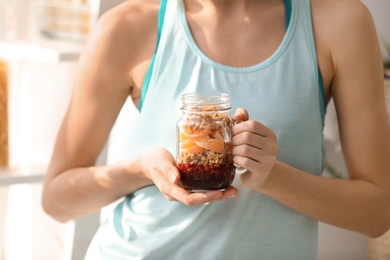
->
[41,1,159,222]
[42,1,237,222]
[232,1,390,237]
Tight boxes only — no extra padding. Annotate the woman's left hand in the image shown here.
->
[232,108,279,191]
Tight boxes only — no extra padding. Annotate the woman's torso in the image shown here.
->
[124,0,333,107]
[86,0,326,259]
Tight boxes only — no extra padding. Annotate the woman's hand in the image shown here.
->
[139,148,238,206]
[232,108,279,191]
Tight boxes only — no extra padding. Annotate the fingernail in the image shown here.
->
[234,108,245,115]
[169,172,177,183]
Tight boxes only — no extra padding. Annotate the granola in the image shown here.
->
[178,106,231,165]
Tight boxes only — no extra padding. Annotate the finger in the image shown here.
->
[232,143,275,171]
[232,130,266,147]
[211,186,239,200]
[233,132,278,154]
[233,154,261,173]
[175,189,236,206]
[233,153,276,173]
[145,148,180,184]
[232,137,278,166]
[153,170,235,206]
[232,144,263,162]
[152,170,192,200]
[154,164,181,184]
[233,120,276,138]
[233,108,249,121]
[164,195,179,202]
[170,188,237,205]
[184,187,239,205]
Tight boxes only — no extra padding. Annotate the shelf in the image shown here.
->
[0,38,84,63]
[0,166,46,186]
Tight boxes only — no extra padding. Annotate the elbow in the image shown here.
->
[364,180,390,238]
[370,218,390,239]
[365,204,390,238]
[41,190,73,223]
[367,224,390,239]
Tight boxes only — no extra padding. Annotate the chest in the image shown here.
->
[184,4,286,67]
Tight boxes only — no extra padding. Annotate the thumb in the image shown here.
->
[148,148,180,184]
[233,108,249,122]
[155,160,180,184]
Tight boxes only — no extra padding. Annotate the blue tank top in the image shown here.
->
[86,0,326,259]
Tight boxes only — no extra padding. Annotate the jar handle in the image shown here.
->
[232,119,248,175]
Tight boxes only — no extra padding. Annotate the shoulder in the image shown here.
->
[84,0,161,59]
[311,0,376,48]
[311,0,372,20]
[89,0,160,48]
[311,0,381,69]
[79,0,161,88]
[310,0,380,95]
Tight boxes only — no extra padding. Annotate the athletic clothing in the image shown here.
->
[85,0,326,259]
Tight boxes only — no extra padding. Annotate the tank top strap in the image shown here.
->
[139,0,168,111]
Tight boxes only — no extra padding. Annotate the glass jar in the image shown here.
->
[176,93,235,191]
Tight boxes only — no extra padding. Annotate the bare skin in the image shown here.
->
[42,0,390,238]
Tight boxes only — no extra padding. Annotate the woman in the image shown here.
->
[42,0,390,258]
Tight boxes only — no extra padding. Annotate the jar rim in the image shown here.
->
[181,92,231,110]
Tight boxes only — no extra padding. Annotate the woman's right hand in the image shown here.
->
[139,148,238,206]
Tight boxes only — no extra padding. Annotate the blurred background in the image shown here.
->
[0,0,389,259]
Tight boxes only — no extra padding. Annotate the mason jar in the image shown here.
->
[176,93,236,191]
